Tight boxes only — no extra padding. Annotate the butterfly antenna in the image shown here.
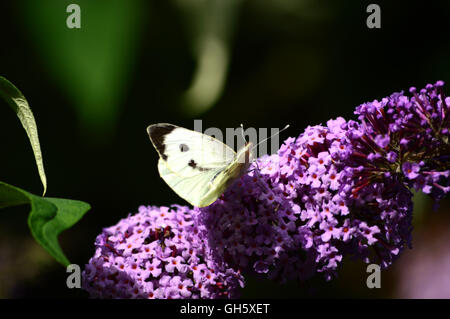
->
[250,124,290,152]
[240,123,247,144]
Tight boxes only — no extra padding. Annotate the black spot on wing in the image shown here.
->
[148,124,176,160]
[188,159,211,172]
[188,159,197,168]
[179,144,189,152]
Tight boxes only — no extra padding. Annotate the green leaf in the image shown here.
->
[0,76,47,195]
[0,181,90,266]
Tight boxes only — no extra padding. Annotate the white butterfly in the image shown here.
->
[147,123,253,207]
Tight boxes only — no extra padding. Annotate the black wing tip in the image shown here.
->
[147,123,177,137]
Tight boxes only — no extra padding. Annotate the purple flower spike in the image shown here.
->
[82,205,244,299]
[350,82,449,203]
[197,115,416,282]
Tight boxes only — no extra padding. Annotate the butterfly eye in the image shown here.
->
[179,144,189,152]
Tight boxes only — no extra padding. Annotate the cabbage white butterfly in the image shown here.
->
[147,123,253,207]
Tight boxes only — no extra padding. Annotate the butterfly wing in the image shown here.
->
[147,123,236,177]
[148,123,238,206]
[157,159,225,207]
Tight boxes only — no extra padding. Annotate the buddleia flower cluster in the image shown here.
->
[83,81,449,298]
[198,117,413,281]
[347,80,449,204]
[82,205,244,298]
